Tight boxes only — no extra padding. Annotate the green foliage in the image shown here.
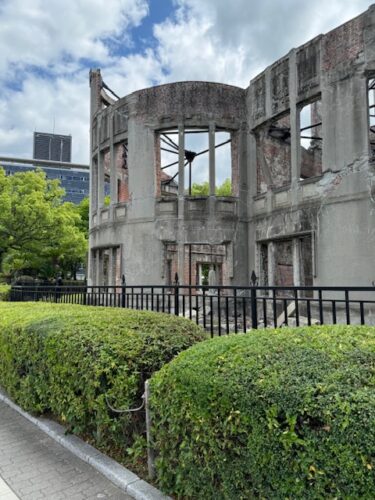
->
[150,326,375,499]
[68,196,89,240]
[216,178,232,196]
[190,178,232,197]
[0,284,10,301]
[190,181,209,196]
[0,303,206,459]
[0,167,87,279]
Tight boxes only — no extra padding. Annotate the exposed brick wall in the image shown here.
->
[274,240,294,287]
[322,15,364,71]
[115,142,129,203]
[256,114,291,192]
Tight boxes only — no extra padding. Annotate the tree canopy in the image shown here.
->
[190,178,232,196]
[0,167,87,280]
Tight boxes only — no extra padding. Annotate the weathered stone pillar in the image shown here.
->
[293,239,301,286]
[95,249,101,286]
[288,49,299,206]
[209,121,216,196]
[178,124,185,196]
[108,247,114,288]
[109,113,117,205]
[97,116,105,208]
[177,124,185,283]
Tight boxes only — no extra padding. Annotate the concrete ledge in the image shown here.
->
[0,389,171,500]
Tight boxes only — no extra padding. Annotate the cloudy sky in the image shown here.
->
[0,0,373,166]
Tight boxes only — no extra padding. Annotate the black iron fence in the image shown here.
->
[10,284,375,336]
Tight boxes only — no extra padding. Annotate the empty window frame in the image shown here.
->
[116,141,128,202]
[159,129,180,195]
[299,99,322,179]
[369,77,375,159]
[103,149,111,201]
[159,127,232,196]
[259,243,268,287]
[256,113,291,193]
[214,131,232,196]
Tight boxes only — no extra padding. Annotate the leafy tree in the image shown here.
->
[0,167,87,280]
[190,178,232,196]
[216,178,232,196]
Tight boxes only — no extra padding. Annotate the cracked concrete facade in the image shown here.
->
[88,6,375,288]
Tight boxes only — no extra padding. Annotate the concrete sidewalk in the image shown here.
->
[0,401,132,500]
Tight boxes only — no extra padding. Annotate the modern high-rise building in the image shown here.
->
[33,132,72,163]
[0,131,92,204]
[2,163,90,204]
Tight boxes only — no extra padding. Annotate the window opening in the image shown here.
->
[299,99,322,178]
[256,113,291,193]
[215,131,232,195]
[260,243,268,286]
[116,141,128,202]
[160,127,232,196]
[369,78,375,160]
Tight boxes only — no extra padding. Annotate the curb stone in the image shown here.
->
[0,389,171,500]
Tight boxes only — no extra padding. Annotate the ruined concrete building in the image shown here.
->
[88,6,375,288]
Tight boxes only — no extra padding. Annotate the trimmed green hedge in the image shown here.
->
[0,302,205,458]
[150,326,375,499]
[0,284,10,301]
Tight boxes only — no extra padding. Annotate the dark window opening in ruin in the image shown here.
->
[165,243,178,285]
[159,127,232,196]
[166,260,172,286]
[197,262,222,286]
[102,249,110,286]
[260,243,268,287]
[96,246,121,287]
[256,113,291,194]
[159,130,180,196]
[369,77,375,160]
[299,235,313,297]
[299,99,322,179]
[116,141,128,202]
[103,149,111,204]
[274,239,294,288]
[186,244,225,286]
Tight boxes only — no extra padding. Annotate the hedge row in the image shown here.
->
[0,284,10,301]
[0,302,206,457]
[150,326,375,499]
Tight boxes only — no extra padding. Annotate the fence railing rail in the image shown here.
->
[10,284,375,336]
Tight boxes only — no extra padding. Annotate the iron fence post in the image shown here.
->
[174,273,179,316]
[121,275,126,308]
[251,287,258,330]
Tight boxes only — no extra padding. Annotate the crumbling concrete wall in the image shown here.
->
[89,80,248,286]
[248,5,375,288]
[89,5,375,288]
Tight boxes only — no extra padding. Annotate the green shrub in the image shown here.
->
[0,302,205,459]
[0,284,10,301]
[150,326,375,499]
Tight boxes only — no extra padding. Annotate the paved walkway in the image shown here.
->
[0,401,132,500]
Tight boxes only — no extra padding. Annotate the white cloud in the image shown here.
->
[0,0,148,76]
[0,71,89,162]
[0,0,373,164]
[153,0,374,85]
